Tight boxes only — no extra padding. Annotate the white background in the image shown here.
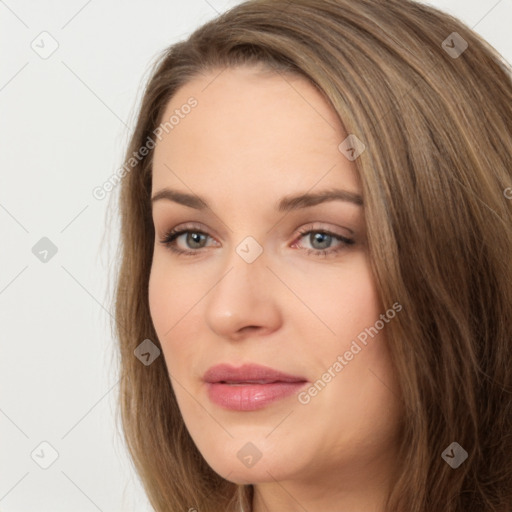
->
[1,1,510,510]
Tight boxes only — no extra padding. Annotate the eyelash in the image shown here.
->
[158,223,355,258]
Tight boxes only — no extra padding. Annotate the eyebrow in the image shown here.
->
[151,187,363,211]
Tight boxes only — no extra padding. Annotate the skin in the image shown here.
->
[149,65,403,512]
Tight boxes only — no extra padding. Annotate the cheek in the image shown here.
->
[148,259,203,372]
[291,254,382,342]
[291,255,394,399]
[148,261,171,334]
[148,256,196,334]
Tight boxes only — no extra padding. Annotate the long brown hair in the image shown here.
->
[111,0,512,510]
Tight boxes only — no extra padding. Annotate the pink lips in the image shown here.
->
[203,363,308,411]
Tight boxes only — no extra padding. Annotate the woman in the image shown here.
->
[113,0,512,510]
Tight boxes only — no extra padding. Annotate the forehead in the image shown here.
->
[152,66,360,198]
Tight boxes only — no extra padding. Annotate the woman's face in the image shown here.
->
[149,65,402,498]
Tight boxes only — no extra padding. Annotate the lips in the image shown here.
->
[203,364,308,411]
[203,363,307,384]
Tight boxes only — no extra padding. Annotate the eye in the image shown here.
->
[292,227,354,258]
[159,223,216,256]
[158,223,355,258]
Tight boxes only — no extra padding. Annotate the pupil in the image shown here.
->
[188,232,204,248]
[312,232,330,249]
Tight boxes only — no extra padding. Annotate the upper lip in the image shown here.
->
[203,364,307,384]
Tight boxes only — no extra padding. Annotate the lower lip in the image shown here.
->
[206,382,308,411]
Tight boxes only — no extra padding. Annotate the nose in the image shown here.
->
[204,244,282,341]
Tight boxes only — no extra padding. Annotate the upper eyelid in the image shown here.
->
[153,206,360,234]
[163,223,354,243]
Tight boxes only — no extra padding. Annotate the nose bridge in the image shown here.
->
[204,233,281,336]
[217,234,268,301]
[234,235,265,266]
